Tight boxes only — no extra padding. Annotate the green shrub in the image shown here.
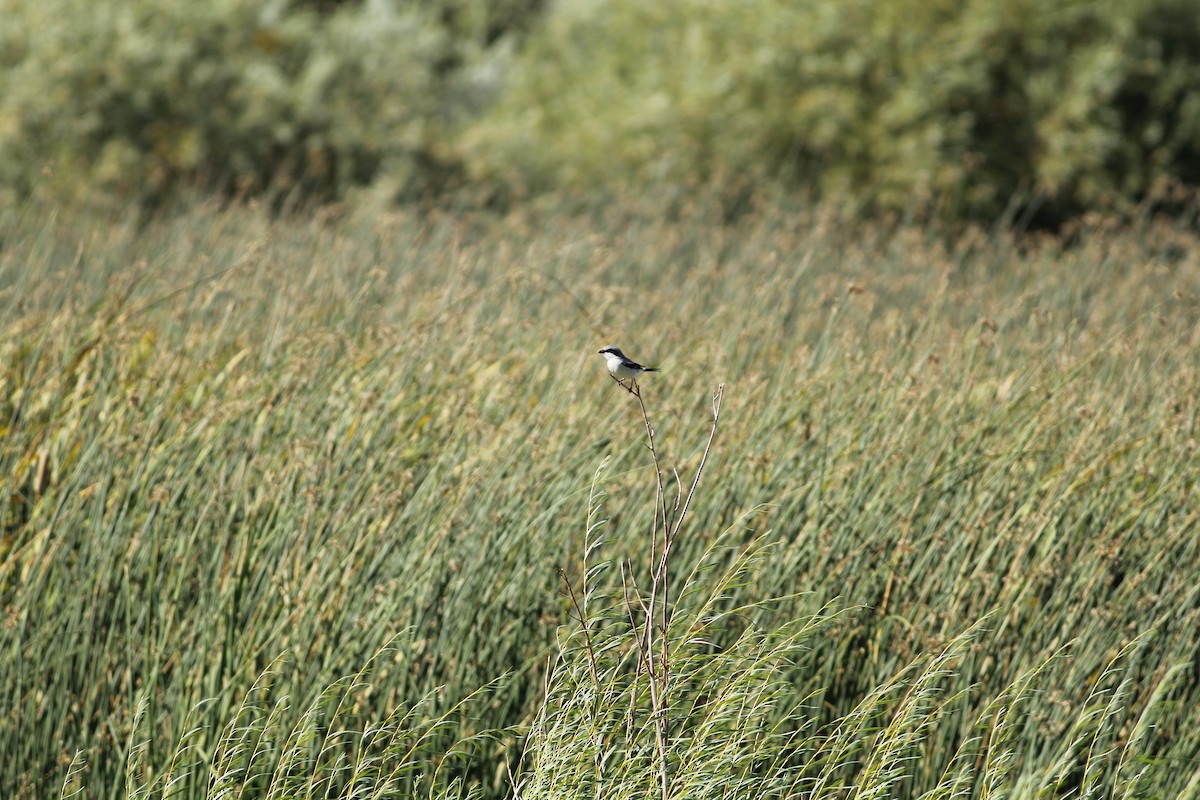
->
[4,0,1198,220]
[0,0,532,204]
[461,0,1200,223]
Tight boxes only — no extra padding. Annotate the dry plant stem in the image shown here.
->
[620,558,659,773]
[620,563,647,681]
[625,378,670,538]
[668,385,724,544]
[558,569,599,691]
[618,379,726,800]
[633,382,669,695]
[618,381,669,800]
[623,558,667,784]
[657,385,724,772]
[560,569,604,800]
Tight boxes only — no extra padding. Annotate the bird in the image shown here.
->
[598,345,659,391]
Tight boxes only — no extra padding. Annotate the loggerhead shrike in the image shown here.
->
[598,345,660,389]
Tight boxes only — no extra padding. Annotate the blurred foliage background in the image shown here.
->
[2,0,1200,223]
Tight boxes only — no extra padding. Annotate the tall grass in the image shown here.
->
[2,194,1199,798]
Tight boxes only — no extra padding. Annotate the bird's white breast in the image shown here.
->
[604,354,636,378]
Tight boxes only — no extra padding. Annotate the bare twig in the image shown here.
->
[671,466,684,522]
[610,374,637,394]
[657,383,726,799]
[559,569,599,690]
[607,374,728,800]
[634,382,669,544]
[669,384,724,543]
[621,561,652,681]
[621,558,667,792]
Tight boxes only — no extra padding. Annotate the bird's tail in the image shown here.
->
[644,367,661,372]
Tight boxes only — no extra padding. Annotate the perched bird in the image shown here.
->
[598,345,659,390]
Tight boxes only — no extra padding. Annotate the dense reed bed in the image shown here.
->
[2,196,1199,798]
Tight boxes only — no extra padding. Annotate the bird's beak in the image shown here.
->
[597,349,603,354]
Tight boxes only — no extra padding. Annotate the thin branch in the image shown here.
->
[606,376,727,800]
[669,384,724,542]
[620,561,652,681]
[559,568,599,690]
[671,466,683,523]
[634,381,670,548]
[657,383,725,771]
[625,381,671,800]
